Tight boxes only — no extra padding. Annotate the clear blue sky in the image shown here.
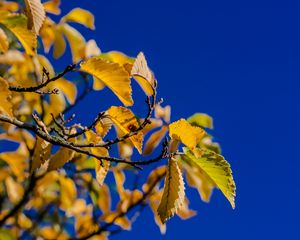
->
[54,0,300,239]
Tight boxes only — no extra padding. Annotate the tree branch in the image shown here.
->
[8,64,76,93]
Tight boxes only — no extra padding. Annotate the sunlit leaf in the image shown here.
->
[0,28,8,53]
[43,0,61,15]
[143,125,168,155]
[53,25,66,58]
[183,147,236,208]
[155,104,171,123]
[5,176,24,204]
[61,23,85,62]
[0,76,13,117]
[31,136,51,173]
[131,52,155,96]
[48,136,76,171]
[187,113,213,129]
[0,14,37,55]
[157,158,185,223]
[169,118,206,149]
[80,57,133,106]
[62,8,95,30]
[59,175,77,209]
[108,106,143,153]
[24,0,46,35]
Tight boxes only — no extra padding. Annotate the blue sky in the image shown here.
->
[45,0,300,239]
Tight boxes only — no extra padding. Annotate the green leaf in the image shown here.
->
[183,147,236,209]
[187,113,213,129]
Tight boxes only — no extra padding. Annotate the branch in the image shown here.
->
[8,64,76,93]
[0,114,171,169]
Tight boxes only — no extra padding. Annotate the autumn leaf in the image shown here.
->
[61,23,85,62]
[31,136,52,173]
[61,8,95,30]
[5,176,24,204]
[157,158,185,223]
[0,14,37,55]
[80,57,133,106]
[53,26,66,58]
[169,118,206,149]
[0,28,8,53]
[143,125,168,155]
[108,106,143,153]
[47,135,76,171]
[187,113,214,129]
[131,52,156,96]
[85,131,110,185]
[43,0,61,15]
[183,147,236,208]
[59,175,77,209]
[0,77,12,117]
[24,0,46,35]
[95,117,113,138]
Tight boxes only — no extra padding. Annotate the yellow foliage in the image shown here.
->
[108,106,143,153]
[169,118,206,149]
[24,0,46,35]
[157,158,185,223]
[80,57,133,106]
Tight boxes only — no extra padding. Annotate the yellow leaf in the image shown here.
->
[0,50,25,65]
[84,39,101,58]
[0,143,28,180]
[53,25,66,59]
[101,212,131,230]
[37,54,55,77]
[31,136,51,173]
[53,78,77,104]
[97,184,111,214]
[142,118,163,135]
[143,125,168,155]
[59,176,77,209]
[0,28,8,53]
[155,104,171,123]
[18,213,32,229]
[0,14,37,55]
[182,159,215,202]
[157,158,185,223]
[176,197,197,220]
[39,17,56,53]
[0,1,19,12]
[47,137,76,171]
[0,76,12,117]
[61,8,95,30]
[169,118,206,149]
[142,166,166,193]
[43,0,61,15]
[61,23,85,62]
[131,52,155,96]
[183,147,236,209]
[85,131,109,185]
[108,106,143,153]
[95,117,113,138]
[100,51,134,69]
[5,176,24,204]
[24,0,46,35]
[80,57,133,106]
